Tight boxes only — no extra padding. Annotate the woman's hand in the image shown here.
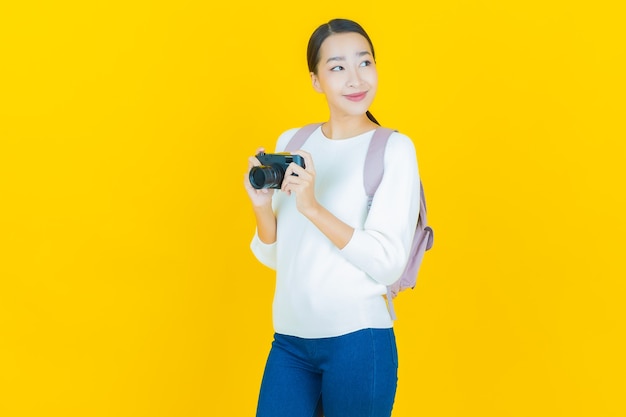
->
[281,150,320,216]
[244,148,275,208]
[282,150,353,248]
[244,148,278,244]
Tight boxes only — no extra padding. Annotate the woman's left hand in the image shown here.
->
[281,150,319,215]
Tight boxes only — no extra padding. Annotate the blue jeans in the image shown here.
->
[256,328,398,417]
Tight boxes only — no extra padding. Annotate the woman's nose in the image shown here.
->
[346,69,363,88]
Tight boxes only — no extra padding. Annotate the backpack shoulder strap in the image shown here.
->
[364,127,395,208]
[284,123,323,152]
[365,128,428,225]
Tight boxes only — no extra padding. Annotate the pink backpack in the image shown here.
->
[285,123,434,320]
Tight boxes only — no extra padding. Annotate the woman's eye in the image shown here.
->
[331,66,344,71]
[360,60,372,67]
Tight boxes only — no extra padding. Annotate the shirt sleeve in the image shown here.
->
[340,132,421,285]
[248,128,299,270]
[250,229,277,270]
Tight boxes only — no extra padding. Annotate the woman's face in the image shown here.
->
[311,32,378,120]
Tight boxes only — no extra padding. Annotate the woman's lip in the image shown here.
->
[344,92,367,101]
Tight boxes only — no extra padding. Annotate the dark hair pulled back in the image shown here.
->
[306,19,379,125]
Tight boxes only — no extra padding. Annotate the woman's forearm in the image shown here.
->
[253,204,277,244]
[302,203,354,250]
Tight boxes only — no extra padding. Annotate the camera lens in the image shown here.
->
[249,165,285,189]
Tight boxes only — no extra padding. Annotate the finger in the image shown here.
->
[281,176,298,193]
[286,162,306,178]
[248,155,262,168]
[243,171,257,191]
[291,150,315,172]
[247,147,267,168]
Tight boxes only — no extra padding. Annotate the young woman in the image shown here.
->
[244,18,421,417]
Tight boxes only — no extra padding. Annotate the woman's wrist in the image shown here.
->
[252,200,273,211]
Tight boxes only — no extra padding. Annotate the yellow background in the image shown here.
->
[1,1,624,416]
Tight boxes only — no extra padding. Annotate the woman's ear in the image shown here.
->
[310,72,322,93]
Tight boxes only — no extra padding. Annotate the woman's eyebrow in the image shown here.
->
[326,56,345,64]
[325,51,371,64]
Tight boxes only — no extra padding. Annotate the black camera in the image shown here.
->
[249,152,305,189]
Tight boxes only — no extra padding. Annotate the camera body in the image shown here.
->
[249,152,306,189]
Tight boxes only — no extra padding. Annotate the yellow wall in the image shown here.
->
[1,1,624,416]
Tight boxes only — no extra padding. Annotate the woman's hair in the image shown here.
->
[307,19,380,125]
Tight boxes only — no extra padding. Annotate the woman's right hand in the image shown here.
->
[244,148,275,208]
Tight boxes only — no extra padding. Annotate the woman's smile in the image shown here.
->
[344,91,368,102]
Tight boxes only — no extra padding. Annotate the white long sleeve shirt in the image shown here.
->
[251,125,420,338]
